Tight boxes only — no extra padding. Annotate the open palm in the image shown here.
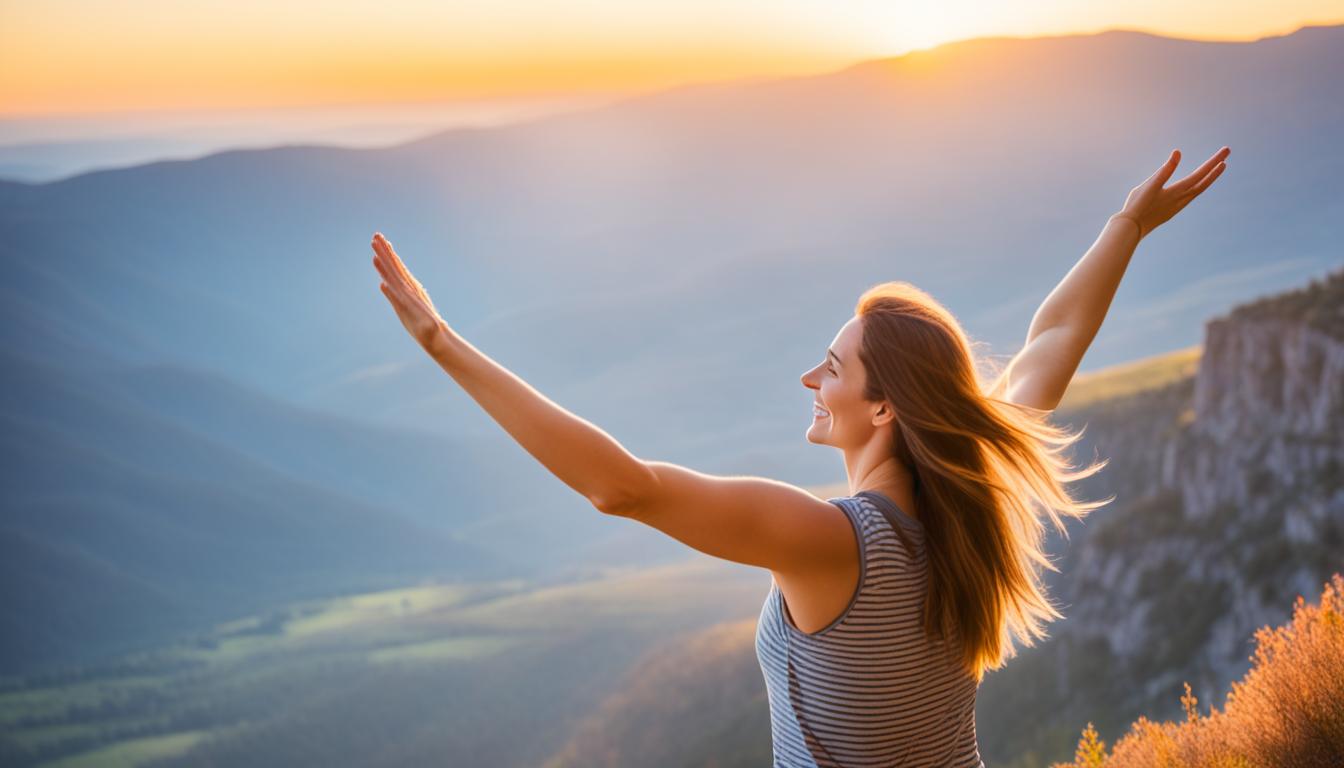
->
[1119,146,1230,239]
[371,232,447,351]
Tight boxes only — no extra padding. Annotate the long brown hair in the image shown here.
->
[855,281,1112,683]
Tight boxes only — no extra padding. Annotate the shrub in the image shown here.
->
[1054,573,1344,767]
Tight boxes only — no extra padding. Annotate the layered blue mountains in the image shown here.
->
[2,23,1341,677]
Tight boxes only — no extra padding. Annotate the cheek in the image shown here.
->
[821,384,846,415]
[827,381,842,402]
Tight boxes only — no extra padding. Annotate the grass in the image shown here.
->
[366,634,527,665]
[1055,345,1202,413]
[0,676,168,727]
[40,729,207,768]
[1,558,766,766]
[284,583,479,639]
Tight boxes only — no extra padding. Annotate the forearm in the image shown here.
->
[425,321,657,511]
[1027,214,1141,344]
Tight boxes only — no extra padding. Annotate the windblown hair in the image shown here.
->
[854,281,1113,683]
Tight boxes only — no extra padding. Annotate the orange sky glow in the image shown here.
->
[1,0,1342,117]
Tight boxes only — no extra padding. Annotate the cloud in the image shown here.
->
[341,360,416,384]
[1130,258,1321,321]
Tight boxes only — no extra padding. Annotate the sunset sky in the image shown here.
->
[2,0,1342,117]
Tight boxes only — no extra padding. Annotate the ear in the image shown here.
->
[871,401,898,428]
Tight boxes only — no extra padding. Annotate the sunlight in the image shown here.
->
[2,0,1341,115]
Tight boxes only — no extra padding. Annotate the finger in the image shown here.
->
[1183,161,1226,198]
[376,258,431,319]
[373,252,415,302]
[381,281,420,321]
[1148,149,1181,187]
[371,235,401,280]
[372,238,417,296]
[373,254,395,285]
[375,233,420,290]
[388,244,426,296]
[371,238,400,282]
[373,263,413,310]
[1170,146,1230,193]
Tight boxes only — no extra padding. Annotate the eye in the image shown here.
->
[826,364,836,375]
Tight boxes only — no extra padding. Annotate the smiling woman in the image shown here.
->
[369,144,1229,767]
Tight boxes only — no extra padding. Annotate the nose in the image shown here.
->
[801,363,821,390]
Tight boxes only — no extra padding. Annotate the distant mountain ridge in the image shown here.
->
[0,347,516,674]
[2,24,1341,678]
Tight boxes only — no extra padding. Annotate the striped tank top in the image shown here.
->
[755,490,984,767]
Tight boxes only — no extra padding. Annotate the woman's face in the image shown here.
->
[801,316,874,448]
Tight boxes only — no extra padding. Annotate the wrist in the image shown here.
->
[426,319,464,366]
[1109,212,1143,241]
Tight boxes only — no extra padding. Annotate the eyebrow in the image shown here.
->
[827,348,842,368]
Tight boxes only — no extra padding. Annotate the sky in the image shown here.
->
[3,0,1343,118]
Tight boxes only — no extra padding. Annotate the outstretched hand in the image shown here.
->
[1117,146,1230,240]
[371,232,448,353]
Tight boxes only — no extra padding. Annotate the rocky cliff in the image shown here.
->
[978,266,1344,763]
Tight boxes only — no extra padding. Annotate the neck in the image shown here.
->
[842,432,915,505]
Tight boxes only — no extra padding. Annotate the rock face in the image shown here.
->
[1193,318,1344,443]
[977,267,1344,760]
[1072,269,1343,699]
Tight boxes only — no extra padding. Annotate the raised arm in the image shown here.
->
[371,232,655,510]
[991,146,1230,411]
[371,233,853,577]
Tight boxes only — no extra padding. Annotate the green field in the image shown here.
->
[1056,344,1201,412]
[0,559,767,767]
[41,731,208,768]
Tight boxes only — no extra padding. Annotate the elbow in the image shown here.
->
[591,461,661,517]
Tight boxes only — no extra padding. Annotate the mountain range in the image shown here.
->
[1,23,1341,675]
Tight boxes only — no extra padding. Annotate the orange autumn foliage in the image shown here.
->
[1055,572,1344,768]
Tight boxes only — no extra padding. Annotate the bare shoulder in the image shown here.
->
[616,461,859,577]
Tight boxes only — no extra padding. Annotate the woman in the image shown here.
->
[370,145,1229,767]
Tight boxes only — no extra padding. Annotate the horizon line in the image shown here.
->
[3,19,1340,122]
